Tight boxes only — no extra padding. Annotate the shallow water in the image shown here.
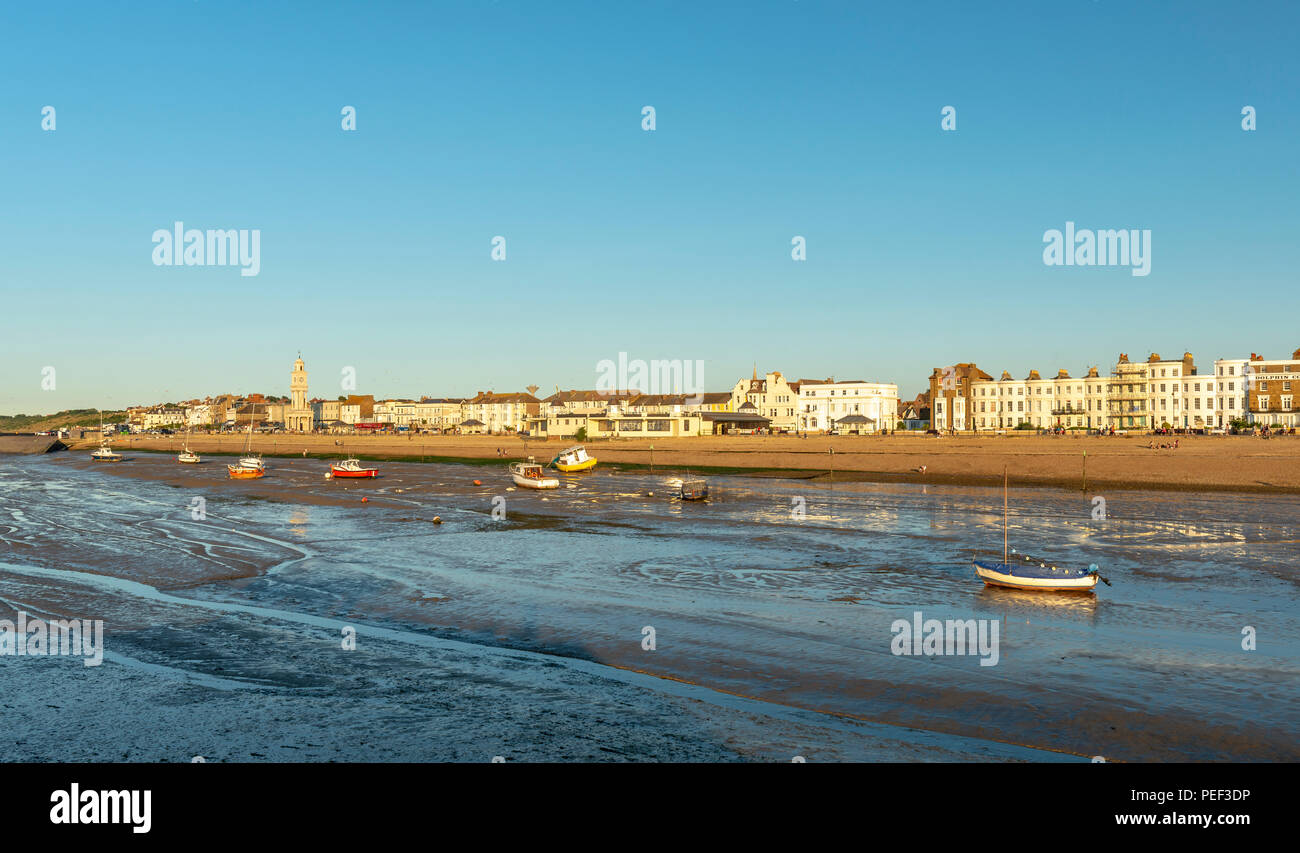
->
[1,452,1296,761]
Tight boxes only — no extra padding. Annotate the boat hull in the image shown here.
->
[511,472,559,489]
[973,560,1098,592]
[331,467,377,478]
[555,457,597,472]
[90,455,122,462]
[177,454,200,464]
[227,465,265,479]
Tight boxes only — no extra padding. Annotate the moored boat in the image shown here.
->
[330,457,378,478]
[178,427,201,463]
[227,464,265,479]
[90,410,122,461]
[972,557,1100,592]
[90,442,122,462]
[974,467,1109,593]
[232,406,264,473]
[552,444,597,472]
[679,477,708,501]
[510,459,559,489]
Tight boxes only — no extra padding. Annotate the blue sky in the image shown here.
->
[2,0,1297,412]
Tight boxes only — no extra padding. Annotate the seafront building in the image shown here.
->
[796,379,900,434]
[730,369,802,432]
[462,391,541,434]
[1246,348,1300,428]
[929,349,1295,432]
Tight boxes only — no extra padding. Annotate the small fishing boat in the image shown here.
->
[90,441,122,462]
[679,477,708,501]
[973,468,1108,593]
[330,457,378,478]
[552,444,597,472]
[227,464,265,479]
[510,459,559,489]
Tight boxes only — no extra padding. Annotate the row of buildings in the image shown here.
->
[123,360,903,437]
[122,347,1299,438]
[928,348,1300,432]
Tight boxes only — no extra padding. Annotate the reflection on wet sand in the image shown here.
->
[976,587,1100,621]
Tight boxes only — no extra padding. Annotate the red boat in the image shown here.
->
[330,457,378,478]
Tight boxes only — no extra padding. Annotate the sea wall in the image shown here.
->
[0,435,68,454]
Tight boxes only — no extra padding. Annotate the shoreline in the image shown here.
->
[62,433,1300,495]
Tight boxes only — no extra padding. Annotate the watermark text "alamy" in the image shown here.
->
[152,221,260,277]
[1043,221,1150,277]
[891,610,999,667]
[597,352,704,401]
[0,611,103,666]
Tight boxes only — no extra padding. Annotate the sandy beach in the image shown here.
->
[67,432,1300,493]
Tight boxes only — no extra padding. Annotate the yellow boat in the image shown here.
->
[552,444,597,472]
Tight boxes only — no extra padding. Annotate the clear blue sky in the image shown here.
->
[2,0,1297,412]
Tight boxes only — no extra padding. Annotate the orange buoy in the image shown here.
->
[473,480,482,486]
[361,497,369,503]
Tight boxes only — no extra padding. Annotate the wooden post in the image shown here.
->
[829,446,834,487]
[1082,450,1087,493]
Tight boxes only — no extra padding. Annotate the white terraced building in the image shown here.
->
[963,352,1254,432]
[797,379,899,433]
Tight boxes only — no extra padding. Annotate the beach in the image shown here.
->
[66,432,1300,493]
[2,451,1296,762]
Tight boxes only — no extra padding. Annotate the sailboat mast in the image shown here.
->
[1003,466,1008,564]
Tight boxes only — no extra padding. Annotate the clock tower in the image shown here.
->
[286,354,313,432]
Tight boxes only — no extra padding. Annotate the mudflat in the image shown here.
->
[70,433,1300,493]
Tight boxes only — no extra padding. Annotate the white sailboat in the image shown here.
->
[971,468,1108,592]
[89,410,122,462]
[177,426,200,463]
[229,405,264,476]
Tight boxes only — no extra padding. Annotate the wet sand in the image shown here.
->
[70,433,1300,494]
[3,452,1296,762]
